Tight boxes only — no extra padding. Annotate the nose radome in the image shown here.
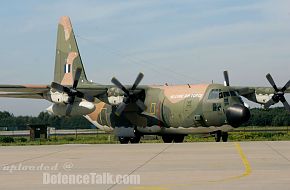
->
[226,104,250,127]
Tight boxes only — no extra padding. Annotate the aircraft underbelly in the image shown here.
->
[159,125,234,134]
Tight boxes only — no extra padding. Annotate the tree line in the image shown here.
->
[0,107,289,130]
[0,111,92,129]
[244,107,290,126]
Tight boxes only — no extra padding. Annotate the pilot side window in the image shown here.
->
[208,89,219,100]
[208,89,221,100]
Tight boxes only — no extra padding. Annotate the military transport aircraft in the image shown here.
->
[0,16,290,143]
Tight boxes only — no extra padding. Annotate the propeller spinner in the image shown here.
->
[111,73,146,116]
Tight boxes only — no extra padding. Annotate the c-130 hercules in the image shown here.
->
[0,16,290,143]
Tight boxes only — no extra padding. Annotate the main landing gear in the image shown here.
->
[215,131,228,142]
[162,135,185,143]
[118,134,141,144]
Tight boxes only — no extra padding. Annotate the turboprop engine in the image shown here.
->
[47,91,70,104]
[46,101,95,116]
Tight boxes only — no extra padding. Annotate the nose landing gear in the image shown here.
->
[215,131,228,142]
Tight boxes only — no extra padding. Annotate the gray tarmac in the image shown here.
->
[0,141,290,190]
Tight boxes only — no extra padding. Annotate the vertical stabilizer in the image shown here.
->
[54,16,89,86]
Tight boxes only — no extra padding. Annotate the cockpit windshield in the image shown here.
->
[208,89,239,100]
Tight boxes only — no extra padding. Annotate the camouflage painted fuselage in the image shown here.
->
[84,83,244,135]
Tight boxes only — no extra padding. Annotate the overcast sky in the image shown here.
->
[0,0,290,115]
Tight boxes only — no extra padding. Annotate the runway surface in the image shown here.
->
[0,141,290,190]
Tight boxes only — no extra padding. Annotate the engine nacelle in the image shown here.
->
[254,93,272,104]
[107,87,124,105]
[44,91,69,104]
[46,101,95,116]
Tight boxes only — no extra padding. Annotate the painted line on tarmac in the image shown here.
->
[126,142,252,189]
[208,142,252,183]
[233,142,252,178]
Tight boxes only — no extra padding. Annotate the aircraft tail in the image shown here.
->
[53,16,89,86]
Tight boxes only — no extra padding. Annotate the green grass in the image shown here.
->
[1,130,290,146]
[0,134,118,146]
[229,132,290,141]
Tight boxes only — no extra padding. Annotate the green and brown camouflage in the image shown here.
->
[0,16,289,143]
[54,16,91,86]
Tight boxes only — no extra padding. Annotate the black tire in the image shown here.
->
[215,131,221,142]
[173,135,185,143]
[119,137,130,144]
[222,132,228,142]
[162,135,174,143]
[130,135,141,144]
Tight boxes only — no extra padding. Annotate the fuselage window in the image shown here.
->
[150,103,156,114]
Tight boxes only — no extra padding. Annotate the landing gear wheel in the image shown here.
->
[130,135,141,144]
[119,137,130,144]
[215,131,221,142]
[162,135,174,143]
[222,132,228,142]
[173,135,185,143]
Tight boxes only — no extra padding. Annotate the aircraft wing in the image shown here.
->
[0,85,50,99]
[0,84,109,100]
[0,85,50,93]
[0,92,44,99]
[232,86,290,105]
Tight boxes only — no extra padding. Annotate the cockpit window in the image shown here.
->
[223,92,230,97]
[208,89,221,99]
[230,91,237,96]
[217,90,239,99]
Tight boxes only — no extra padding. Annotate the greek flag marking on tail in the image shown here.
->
[64,64,71,73]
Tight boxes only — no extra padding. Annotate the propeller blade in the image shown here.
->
[282,100,290,112]
[51,82,71,94]
[65,104,73,116]
[131,73,144,90]
[72,68,82,89]
[223,71,229,86]
[115,102,127,116]
[266,73,279,92]
[136,99,146,111]
[111,77,130,95]
[67,95,76,104]
[264,98,275,109]
[281,80,290,92]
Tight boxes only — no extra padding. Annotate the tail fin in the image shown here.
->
[54,16,89,86]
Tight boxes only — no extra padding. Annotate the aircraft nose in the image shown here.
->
[226,104,250,127]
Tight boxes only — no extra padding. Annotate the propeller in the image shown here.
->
[51,68,93,116]
[264,73,290,112]
[223,70,230,86]
[111,73,146,116]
